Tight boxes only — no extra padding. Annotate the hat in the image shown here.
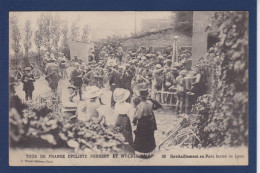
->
[170,67,177,71]
[113,88,130,102]
[165,82,172,87]
[118,65,125,69]
[158,55,164,59]
[84,86,101,99]
[180,70,187,75]
[139,89,149,98]
[91,63,98,67]
[155,51,161,56]
[74,62,80,66]
[50,57,56,61]
[173,63,181,67]
[136,75,142,82]
[62,102,77,112]
[25,67,31,71]
[155,64,162,69]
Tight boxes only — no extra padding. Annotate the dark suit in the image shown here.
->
[70,68,83,100]
[109,70,123,107]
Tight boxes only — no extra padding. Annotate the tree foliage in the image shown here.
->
[170,11,193,33]
[81,25,89,43]
[193,11,248,147]
[24,20,32,62]
[10,15,21,57]
[70,20,80,42]
[51,14,61,54]
[61,21,70,59]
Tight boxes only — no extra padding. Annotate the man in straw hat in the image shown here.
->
[113,88,133,146]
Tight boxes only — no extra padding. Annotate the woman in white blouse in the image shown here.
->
[113,88,133,145]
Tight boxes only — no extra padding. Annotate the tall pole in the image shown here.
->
[171,36,179,67]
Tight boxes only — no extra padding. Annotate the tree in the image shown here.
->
[40,13,53,54]
[61,21,70,59]
[51,14,61,54]
[193,11,248,147]
[170,11,193,33]
[35,16,44,62]
[23,20,32,63]
[70,21,80,42]
[10,15,21,60]
[81,25,89,42]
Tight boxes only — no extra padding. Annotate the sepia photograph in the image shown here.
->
[9,11,249,166]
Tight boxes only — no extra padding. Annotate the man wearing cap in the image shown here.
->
[189,66,206,106]
[70,62,83,100]
[109,63,123,108]
[60,56,68,79]
[83,62,98,87]
[121,64,134,102]
[152,64,164,102]
[96,61,105,88]
[45,56,60,93]
[21,67,35,101]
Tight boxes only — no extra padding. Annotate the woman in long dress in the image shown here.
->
[113,88,133,145]
[132,89,157,154]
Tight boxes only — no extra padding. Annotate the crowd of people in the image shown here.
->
[9,43,206,156]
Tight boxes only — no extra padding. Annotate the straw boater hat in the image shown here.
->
[173,62,181,67]
[155,64,162,69]
[74,62,80,66]
[25,67,31,71]
[170,67,177,71]
[113,88,130,102]
[83,86,101,99]
[62,102,77,112]
[180,70,187,75]
[165,82,172,87]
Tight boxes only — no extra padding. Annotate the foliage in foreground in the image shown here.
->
[9,100,124,153]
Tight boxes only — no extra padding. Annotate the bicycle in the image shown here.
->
[158,114,201,150]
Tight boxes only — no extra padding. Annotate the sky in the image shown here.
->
[10,11,172,41]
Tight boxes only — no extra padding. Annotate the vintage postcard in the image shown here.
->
[9,11,248,166]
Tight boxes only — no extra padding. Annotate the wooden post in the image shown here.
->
[171,36,179,67]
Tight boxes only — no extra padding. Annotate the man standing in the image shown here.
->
[109,63,123,108]
[83,62,98,87]
[21,67,35,101]
[70,62,83,101]
[122,64,135,102]
[45,56,60,94]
